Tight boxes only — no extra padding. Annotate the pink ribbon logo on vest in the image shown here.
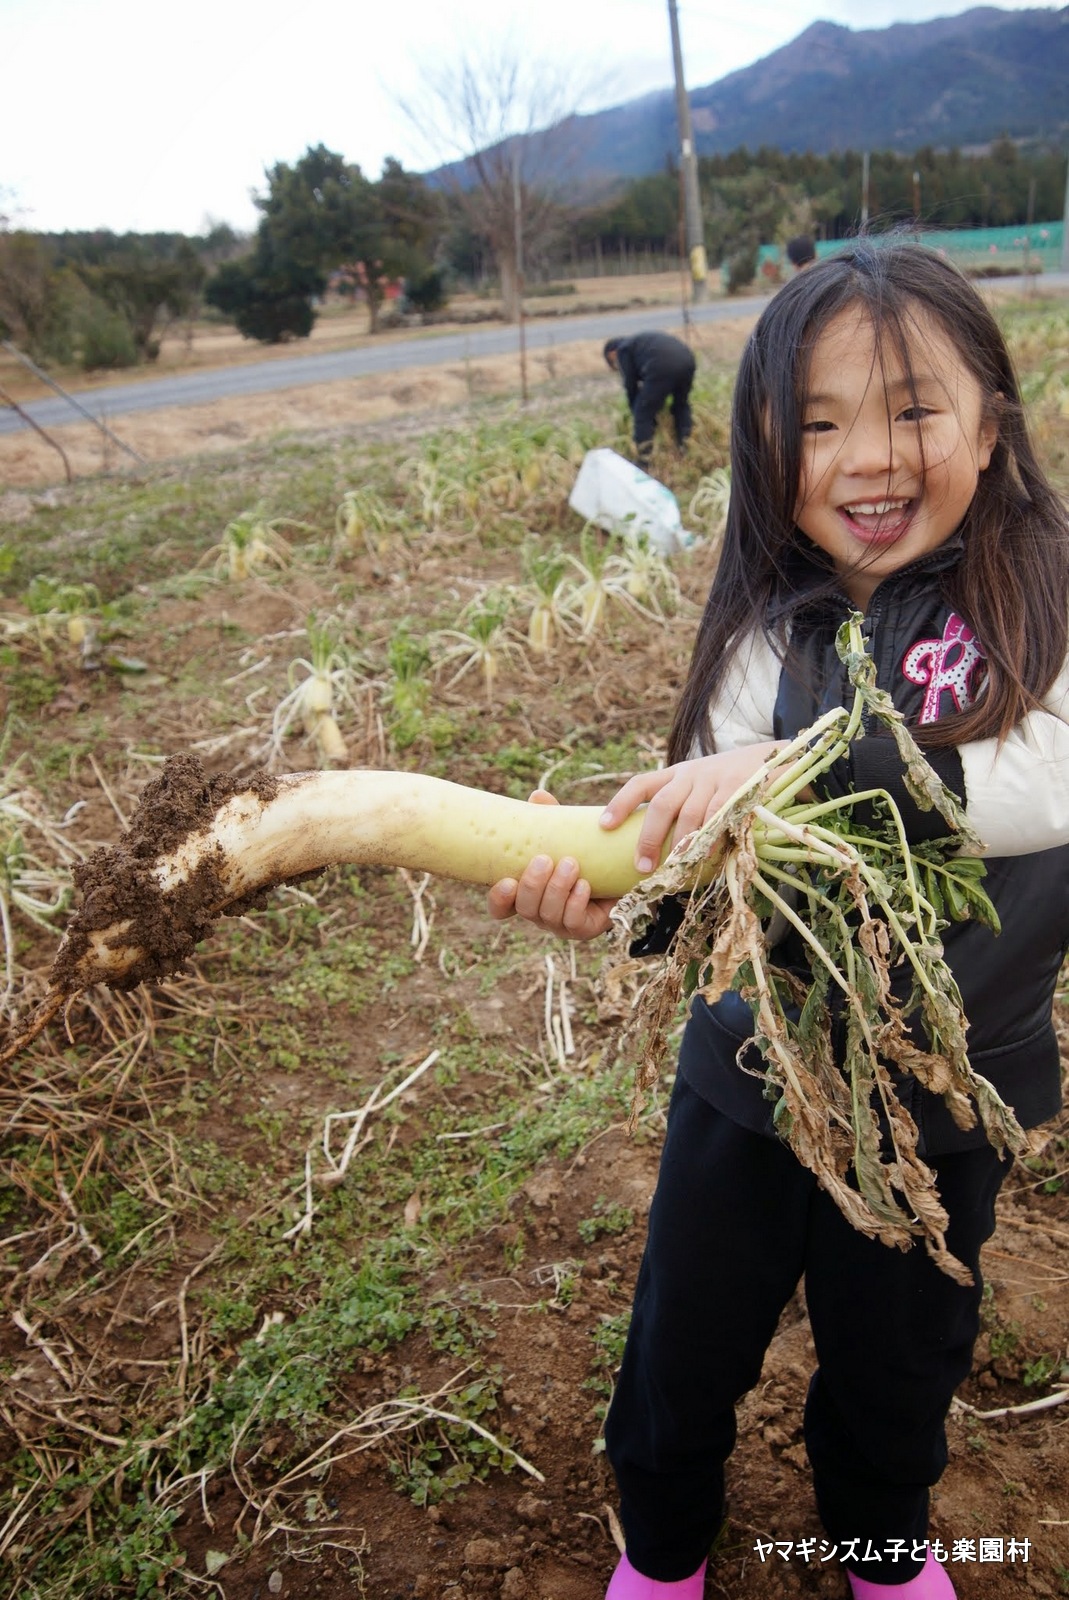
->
[902,613,984,724]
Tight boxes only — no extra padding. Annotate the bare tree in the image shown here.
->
[400,43,598,323]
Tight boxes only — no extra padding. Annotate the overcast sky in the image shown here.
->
[2,0,1059,237]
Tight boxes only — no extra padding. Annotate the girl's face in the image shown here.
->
[793,303,998,609]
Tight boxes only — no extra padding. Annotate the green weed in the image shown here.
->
[386,1376,515,1506]
[1020,1130,1069,1193]
[577,1196,635,1243]
[585,1309,632,1428]
[1,654,62,717]
[1022,1352,1061,1388]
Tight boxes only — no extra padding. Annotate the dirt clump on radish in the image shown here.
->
[51,755,281,994]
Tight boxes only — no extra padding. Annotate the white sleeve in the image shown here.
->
[959,657,1069,855]
[704,628,781,751]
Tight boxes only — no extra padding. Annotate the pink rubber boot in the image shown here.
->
[605,1551,707,1599]
[848,1549,956,1599]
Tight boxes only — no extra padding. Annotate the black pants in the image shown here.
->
[604,1077,1009,1584]
[633,366,695,454]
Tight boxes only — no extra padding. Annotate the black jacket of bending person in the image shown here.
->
[605,331,696,456]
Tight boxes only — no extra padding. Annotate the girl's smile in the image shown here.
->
[794,305,998,607]
[838,497,913,545]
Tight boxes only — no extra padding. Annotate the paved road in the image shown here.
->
[4,271,1066,438]
[0,295,769,437]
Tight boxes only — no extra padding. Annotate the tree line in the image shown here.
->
[1,137,1065,368]
[0,226,222,371]
[578,140,1069,272]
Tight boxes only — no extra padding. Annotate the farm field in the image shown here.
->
[2,295,1069,1600]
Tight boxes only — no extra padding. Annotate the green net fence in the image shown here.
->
[760,222,1065,279]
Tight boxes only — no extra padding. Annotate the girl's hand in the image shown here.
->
[601,743,787,873]
[487,790,618,941]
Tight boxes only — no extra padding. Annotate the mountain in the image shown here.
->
[567,6,1069,180]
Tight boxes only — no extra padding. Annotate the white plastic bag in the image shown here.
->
[568,448,694,556]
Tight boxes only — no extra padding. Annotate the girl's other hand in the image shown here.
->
[487,790,618,941]
[600,743,787,873]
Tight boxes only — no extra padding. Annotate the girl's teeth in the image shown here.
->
[847,500,906,516]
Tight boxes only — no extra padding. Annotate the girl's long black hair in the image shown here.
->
[667,241,1069,765]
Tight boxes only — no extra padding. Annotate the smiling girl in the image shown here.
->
[490,242,1069,1598]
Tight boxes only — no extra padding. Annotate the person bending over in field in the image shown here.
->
[603,330,696,463]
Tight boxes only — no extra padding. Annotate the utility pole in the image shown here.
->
[1062,148,1069,273]
[1024,175,1036,289]
[667,0,707,304]
[512,144,528,404]
[861,150,870,231]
